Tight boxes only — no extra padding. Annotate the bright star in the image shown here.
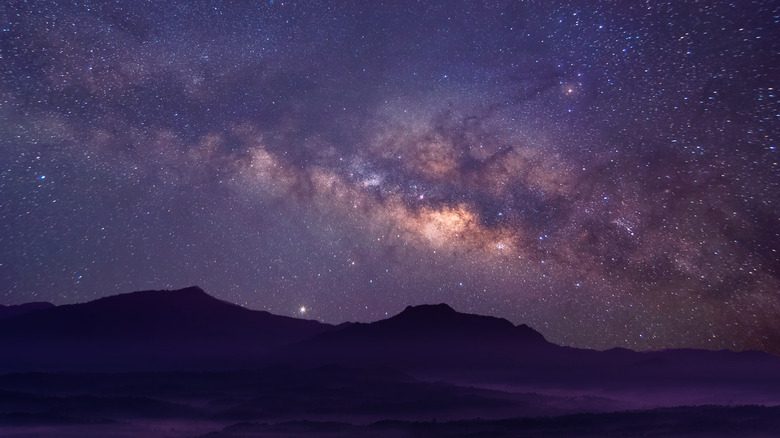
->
[299,306,306,314]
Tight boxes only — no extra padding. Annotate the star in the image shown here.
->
[1,0,776,355]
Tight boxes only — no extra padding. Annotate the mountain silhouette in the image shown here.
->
[2,289,780,435]
[382,303,547,342]
[314,303,548,345]
[0,286,327,339]
[273,303,556,376]
[0,302,55,320]
[0,286,334,372]
[1,286,779,405]
[274,303,780,395]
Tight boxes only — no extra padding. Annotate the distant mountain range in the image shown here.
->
[1,286,779,406]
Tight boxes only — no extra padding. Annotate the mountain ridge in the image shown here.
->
[0,286,335,372]
[0,302,55,320]
[0,286,331,339]
[0,285,778,397]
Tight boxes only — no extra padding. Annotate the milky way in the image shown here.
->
[1,1,778,353]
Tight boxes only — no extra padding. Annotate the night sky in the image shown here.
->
[1,1,778,354]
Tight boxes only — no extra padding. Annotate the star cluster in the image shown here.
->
[1,0,778,353]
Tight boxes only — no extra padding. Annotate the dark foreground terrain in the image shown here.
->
[1,287,779,437]
[1,367,779,438]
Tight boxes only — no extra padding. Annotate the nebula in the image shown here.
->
[1,0,777,354]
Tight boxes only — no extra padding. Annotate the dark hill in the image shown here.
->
[274,303,553,375]
[0,302,55,320]
[0,286,326,339]
[386,303,546,343]
[0,287,334,372]
[274,304,780,395]
[323,303,548,345]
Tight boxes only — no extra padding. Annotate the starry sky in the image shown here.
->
[1,0,778,354]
